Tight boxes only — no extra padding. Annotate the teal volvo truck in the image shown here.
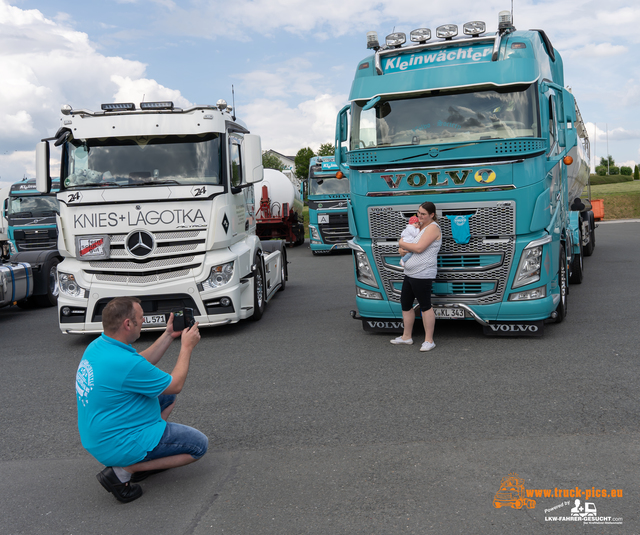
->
[307,156,352,254]
[6,178,60,253]
[1,178,62,307]
[335,13,595,336]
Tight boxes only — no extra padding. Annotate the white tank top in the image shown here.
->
[403,222,441,279]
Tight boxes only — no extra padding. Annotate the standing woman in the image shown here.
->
[392,201,442,351]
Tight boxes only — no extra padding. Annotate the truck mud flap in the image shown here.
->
[483,321,544,337]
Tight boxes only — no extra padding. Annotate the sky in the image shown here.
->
[1,0,639,191]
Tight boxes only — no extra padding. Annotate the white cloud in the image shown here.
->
[243,93,347,155]
[585,123,640,142]
[112,76,192,108]
[0,0,190,178]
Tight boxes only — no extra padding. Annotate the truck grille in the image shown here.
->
[15,229,58,252]
[83,229,207,285]
[369,202,515,305]
[319,214,352,244]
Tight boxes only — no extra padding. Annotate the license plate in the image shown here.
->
[434,308,465,319]
[318,214,330,224]
[143,314,166,326]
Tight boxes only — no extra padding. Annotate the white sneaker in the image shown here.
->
[420,341,436,352]
[390,336,413,345]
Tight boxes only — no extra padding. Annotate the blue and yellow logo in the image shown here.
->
[474,168,496,184]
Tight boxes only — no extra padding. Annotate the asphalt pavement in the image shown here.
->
[1,221,639,534]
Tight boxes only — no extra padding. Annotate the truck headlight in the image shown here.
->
[202,262,234,290]
[58,272,88,298]
[512,245,543,288]
[309,225,321,242]
[509,285,547,301]
[354,251,378,288]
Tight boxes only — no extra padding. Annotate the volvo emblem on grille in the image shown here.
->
[126,230,155,257]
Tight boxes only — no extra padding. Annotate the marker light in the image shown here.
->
[140,101,174,110]
[61,104,73,116]
[216,99,228,111]
[101,103,135,111]
[563,156,574,165]
[463,21,486,37]
[410,28,431,43]
[366,31,380,50]
[385,32,406,47]
[436,24,458,40]
[336,171,344,179]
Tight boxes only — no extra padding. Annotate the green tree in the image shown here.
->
[634,165,640,181]
[317,143,335,156]
[294,147,315,179]
[620,166,632,176]
[262,152,285,172]
[599,155,615,174]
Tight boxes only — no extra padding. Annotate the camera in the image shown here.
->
[168,307,195,331]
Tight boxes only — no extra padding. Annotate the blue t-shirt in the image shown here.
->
[76,334,172,467]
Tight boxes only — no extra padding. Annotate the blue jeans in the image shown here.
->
[141,395,208,461]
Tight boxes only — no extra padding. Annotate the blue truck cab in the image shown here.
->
[5,178,60,253]
[3,178,62,307]
[307,156,353,254]
[335,13,594,336]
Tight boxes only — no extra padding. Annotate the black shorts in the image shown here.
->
[400,276,434,312]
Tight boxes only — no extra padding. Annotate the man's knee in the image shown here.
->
[190,429,208,460]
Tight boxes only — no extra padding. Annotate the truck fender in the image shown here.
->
[11,250,61,298]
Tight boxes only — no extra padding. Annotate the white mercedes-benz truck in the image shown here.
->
[35,100,287,334]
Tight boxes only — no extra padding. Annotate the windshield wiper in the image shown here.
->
[134,180,181,186]
[11,211,33,217]
[69,182,121,188]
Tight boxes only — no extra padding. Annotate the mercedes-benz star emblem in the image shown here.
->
[126,230,155,258]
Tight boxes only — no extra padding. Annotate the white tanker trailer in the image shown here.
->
[253,169,305,246]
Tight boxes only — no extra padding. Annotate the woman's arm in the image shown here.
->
[399,225,440,254]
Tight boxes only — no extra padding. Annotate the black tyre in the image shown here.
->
[250,253,265,321]
[35,257,60,307]
[278,246,287,292]
[554,247,568,323]
[583,212,595,257]
[569,237,583,284]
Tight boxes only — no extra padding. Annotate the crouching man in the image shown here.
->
[75,297,207,503]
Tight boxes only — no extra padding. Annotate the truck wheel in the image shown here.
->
[35,257,60,307]
[250,254,265,321]
[583,212,595,257]
[278,246,287,292]
[554,247,568,323]
[569,238,583,284]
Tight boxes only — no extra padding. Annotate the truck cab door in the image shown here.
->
[228,134,254,238]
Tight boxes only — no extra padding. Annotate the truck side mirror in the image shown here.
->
[334,104,350,169]
[243,134,264,184]
[36,141,51,193]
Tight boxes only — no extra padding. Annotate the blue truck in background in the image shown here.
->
[6,178,60,254]
[335,12,595,336]
[307,156,352,254]
[1,178,62,307]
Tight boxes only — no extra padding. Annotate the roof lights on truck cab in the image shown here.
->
[436,25,458,40]
[410,29,431,43]
[385,32,406,47]
[463,21,486,37]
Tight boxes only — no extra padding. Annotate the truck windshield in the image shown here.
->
[351,84,539,149]
[63,133,222,188]
[309,178,350,195]
[8,195,59,217]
